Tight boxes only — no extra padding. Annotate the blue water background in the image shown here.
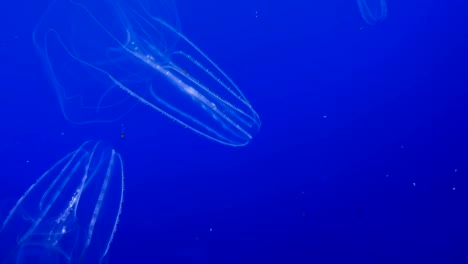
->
[0,0,467,263]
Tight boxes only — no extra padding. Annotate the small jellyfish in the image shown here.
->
[357,0,388,26]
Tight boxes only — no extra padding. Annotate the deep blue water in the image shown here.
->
[0,0,467,263]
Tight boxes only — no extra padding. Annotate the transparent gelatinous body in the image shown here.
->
[0,141,124,263]
[33,0,261,147]
[357,0,388,26]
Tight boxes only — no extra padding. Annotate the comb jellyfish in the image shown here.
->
[33,0,261,147]
[0,141,124,263]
